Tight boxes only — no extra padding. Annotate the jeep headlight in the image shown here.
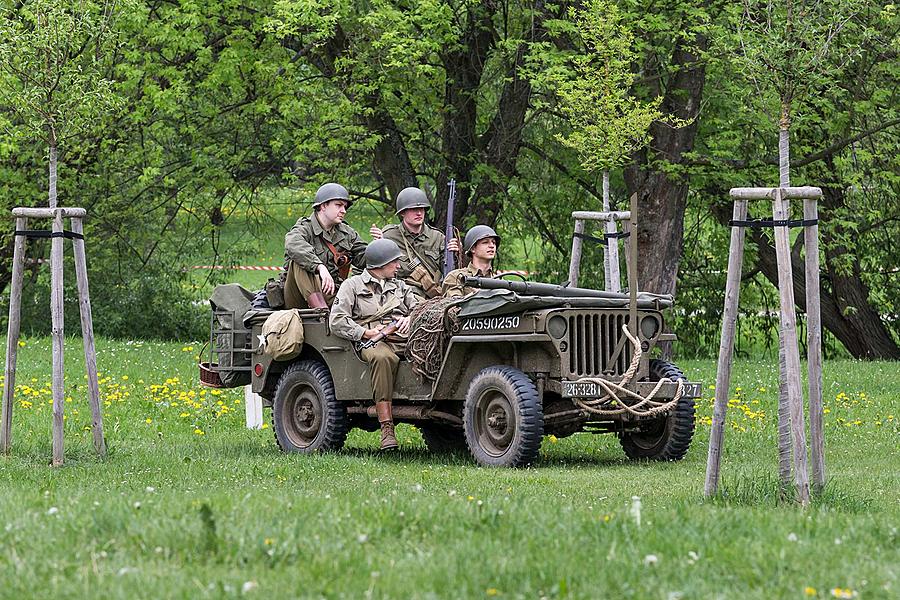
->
[639,315,660,339]
[547,315,568,339]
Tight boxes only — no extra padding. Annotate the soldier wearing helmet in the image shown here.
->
[442,225,500,298]
[329,239,420,450]
[282,182,368,308]
[370,187,461,299]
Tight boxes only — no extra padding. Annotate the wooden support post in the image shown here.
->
[804,199,825,493]
[70,217,106,457]
[626,193,639,340]
[772,189,810,505]
[704,199,747,497]
[50,209,65,467]
[569,219,585,287]
[601,172,622,293]
[2,217,28,454]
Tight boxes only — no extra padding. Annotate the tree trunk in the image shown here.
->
[624,34,708,297]
[49,137,58,209]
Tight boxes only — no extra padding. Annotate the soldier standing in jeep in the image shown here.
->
[329,239,420,450]
[369,187,461,300]
[442,225,499,297]
[282,182,368,309]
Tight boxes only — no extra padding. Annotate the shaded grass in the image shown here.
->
[0,341,897,598]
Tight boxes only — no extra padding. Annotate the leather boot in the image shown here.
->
[375,401,398,450]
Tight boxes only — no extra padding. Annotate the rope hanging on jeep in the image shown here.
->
[406,296,462,380]
[572,325,685,417]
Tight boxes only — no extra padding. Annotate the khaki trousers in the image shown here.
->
[283,261,336,309]
[360,341,404,403]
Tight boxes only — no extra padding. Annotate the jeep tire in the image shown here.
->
[463,366,543,467]
[272,360,348,453]
[619,359,695,461]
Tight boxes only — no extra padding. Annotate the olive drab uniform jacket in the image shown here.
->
[442,263,496,298]
[329,270,420,342]
[381,223,447,299]
[284,214,368,283]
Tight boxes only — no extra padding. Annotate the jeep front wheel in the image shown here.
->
[463,366,543,467]
[619,359,695,461]
[272,360,348,453]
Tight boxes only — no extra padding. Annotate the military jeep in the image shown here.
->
[206,275,701,467]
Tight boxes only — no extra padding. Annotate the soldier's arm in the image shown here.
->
[441,270,466,298]
[328,282,366,342]
[285,221,323,272]
[400,280,420,312]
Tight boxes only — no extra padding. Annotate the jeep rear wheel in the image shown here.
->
[619,359,695,461]
[272,360,348,453]
[420,424,467,454]
[463,366,543,467]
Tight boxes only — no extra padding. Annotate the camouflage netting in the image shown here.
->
[406,297,462,380]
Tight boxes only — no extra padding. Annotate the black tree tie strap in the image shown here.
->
[574,231,631,245]
[729,218,819,229]
[14,230,84,240]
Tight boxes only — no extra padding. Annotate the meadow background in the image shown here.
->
[0,336,896,599]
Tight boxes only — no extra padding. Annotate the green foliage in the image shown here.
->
[551,0,665,171]
[0,0,124,145]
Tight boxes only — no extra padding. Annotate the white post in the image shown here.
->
[245,385,263,429]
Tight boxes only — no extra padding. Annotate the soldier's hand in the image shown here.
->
[362,328,381,340]
[370,225,383,240]
[397,316,412,335]
[447,238,460,253]
[317,264,335,295]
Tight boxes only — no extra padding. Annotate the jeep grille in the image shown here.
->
[567,314,631,376]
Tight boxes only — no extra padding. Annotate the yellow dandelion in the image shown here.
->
[486,589,499,597]
[804,587,816,596]
[194,428,205,435]
[18,340,25,347]
[145,418,152,424]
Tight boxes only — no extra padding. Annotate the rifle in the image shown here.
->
[443,178,457,278]
[356,319,401,350]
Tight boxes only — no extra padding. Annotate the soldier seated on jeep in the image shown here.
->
[442,225,499,297]
[328,239,419,450]
[282,182,368,309]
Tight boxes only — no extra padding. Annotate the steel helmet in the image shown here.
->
[365,239,404,269]
[395,187,431,215]
[463,225,501,254]
[313,182,351,208]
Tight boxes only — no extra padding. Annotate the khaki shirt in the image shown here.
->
[329,270,420,342]
[382,223,447,297]
[442,263,496,298]
[284,213,368,282]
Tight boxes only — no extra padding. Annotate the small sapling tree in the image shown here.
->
[0,0,124,208]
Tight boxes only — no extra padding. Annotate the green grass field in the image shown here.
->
[0,336,896,599]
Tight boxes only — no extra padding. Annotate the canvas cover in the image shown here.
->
[209,283,255,387]
[451,289,674,318]
[260,309,306,361]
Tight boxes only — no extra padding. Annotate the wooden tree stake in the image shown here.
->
[704,199,747,497]
[804,199,825,492]
[4,207,104,466]
[1,217,28,453]
[772,188,811,505]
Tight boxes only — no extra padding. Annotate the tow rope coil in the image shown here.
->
[572,324,684,417]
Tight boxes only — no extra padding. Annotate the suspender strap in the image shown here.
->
[322,239,352,280]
